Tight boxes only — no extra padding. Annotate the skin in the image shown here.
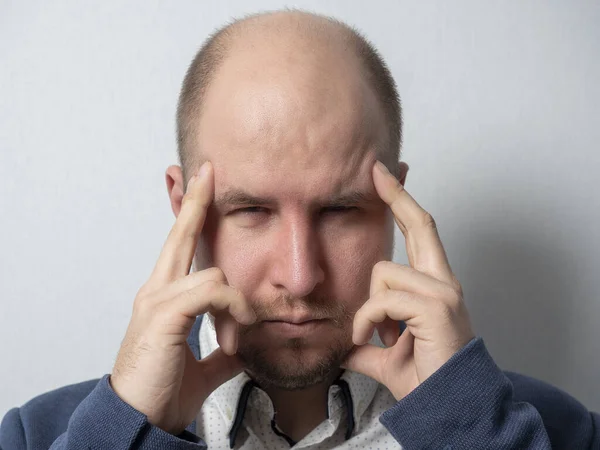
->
[110,11,475,443]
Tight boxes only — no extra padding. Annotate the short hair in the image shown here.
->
[176,8,402,182]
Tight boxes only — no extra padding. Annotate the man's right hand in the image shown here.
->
[110,161,256,435]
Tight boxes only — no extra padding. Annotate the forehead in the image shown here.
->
[195,41,386,203]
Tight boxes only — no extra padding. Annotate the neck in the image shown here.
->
[263,369,343,443]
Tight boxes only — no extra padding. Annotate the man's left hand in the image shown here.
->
[342,161,475,401]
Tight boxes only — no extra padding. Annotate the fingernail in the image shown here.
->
[198,161,211,179]
[186,174,196,191]
[375,161,391,176]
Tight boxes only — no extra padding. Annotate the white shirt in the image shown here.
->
[195,314,403,449]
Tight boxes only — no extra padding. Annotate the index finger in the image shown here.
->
[372,161,454,286]
[149,161,214,287]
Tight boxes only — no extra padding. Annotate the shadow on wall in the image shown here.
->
[454,202,579,394]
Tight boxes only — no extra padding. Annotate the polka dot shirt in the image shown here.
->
[195,315,403,449]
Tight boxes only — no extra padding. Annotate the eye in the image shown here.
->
[232,207,268,214]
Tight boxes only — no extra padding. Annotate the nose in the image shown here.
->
[269,218,325,298]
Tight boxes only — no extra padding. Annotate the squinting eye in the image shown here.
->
[233,207,267,214]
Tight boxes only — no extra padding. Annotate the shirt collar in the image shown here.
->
[198,313,382,442]
[199,314,253,431]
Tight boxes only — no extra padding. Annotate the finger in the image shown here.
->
[151,267,227,308]
[343,332,416,401]
[353,290,427,345]
[376,318,400,347]
[172,280,256,325]
[370,260,454,299]
[342,344,386,383]
[373,161,455,286]
[214,313,239,355]
[149,161,214,288]
[194,347,245,395]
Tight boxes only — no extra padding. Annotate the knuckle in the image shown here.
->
[205,267,226,283]
[181,189,198,208]
[443,286,463,308]
[421,212,437,230]
[200,279,222,298]
[182,189,210,211]
[231,286,244,301]
[133,293,154,317]
[372,289,394,308]
[372,260,394,277]
[451,276,464,297]
[136,283,153,298]
[203,278,219,292]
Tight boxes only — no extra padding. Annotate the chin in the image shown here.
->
[237,335,353,390]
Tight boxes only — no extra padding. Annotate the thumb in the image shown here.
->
[196,348,245,394]
[341,344,386,384]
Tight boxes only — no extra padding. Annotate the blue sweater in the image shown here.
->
[1,316,599,449]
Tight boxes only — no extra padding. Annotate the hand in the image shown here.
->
[110,161,256,434]
[342,161,475,401]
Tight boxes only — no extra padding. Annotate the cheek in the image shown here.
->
[321,218,390,308]
[203,218,269,294]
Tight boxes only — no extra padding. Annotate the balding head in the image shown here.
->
[176,9,402,183]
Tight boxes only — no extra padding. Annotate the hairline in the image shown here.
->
[176,9,403,183]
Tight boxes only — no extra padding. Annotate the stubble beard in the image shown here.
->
[236,295,355,391]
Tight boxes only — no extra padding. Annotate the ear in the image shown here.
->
[165,165,185,217]
[397,161,409,186]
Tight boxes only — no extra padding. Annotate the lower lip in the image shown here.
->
[261,319,328,337]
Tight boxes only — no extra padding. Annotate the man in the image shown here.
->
[1,8,599,450]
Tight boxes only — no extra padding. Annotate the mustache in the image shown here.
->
[247,294,354,327]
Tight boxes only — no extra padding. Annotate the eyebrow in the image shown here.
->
[214,191,275,209]
[214,189,379,209]
[328,191,379,206]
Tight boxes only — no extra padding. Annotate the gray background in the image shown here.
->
[1,0,599,419]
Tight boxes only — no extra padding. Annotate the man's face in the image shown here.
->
[193,43,394,390]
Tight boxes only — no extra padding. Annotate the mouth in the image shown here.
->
[260,318,330,337]
[264,315,325,324]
